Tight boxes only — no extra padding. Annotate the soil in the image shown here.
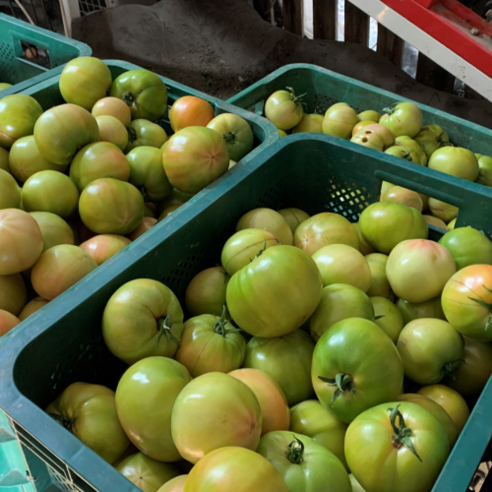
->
[72,0,492,129]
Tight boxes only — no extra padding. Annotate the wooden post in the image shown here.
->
[416,53,456,94]
[344,1,369,45]
[313,0,337,40]
[376,25,404,67]
[282,0,303,36]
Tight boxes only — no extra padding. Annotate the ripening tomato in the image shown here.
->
[170,96,215,132]
[0,310,20,337]
[226,245,322,337]
[236,208,293,245]
[322,103,358,139]
[278,208,310,234]
[18,296,49,321]
[243,329,315,406]
[31,245,98,300]
[371,296,404,343]
[103,278,184,364]
[157,475,187,492]
[92,96,132,125]
[428,198,458,223]
[110,69,168,121]
[265,89,304,131]
[116,357,191,462]
[46,382,129,464]
[0,168,20,210]
[126,119,168,152]
[352,120,377,136]
[0,273,26,316]
[423,215,447,230]
[95,115,128,151]
[360,124,395,147]
[381,186,423,212]
[312,318,404,423]
[350,131,385,152]
[29,212,75,252]
[183,447,289,492]
[257,431,351,492]
[127,217,157,240]
[353,223,375,256]
[345,402,449,492]
[80,234,131,265]
[379,102,423,138]
[365,253,391,298]
[171,372,262,464]
[292,114,324,134]
[396,297,445,325]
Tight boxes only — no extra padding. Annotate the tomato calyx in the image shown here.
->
[318,373,355,403]
[440,359,464,380]
[157,315,181,347]
[469,285,492,332]
[48,412,74,432]
[122,90,142,110]
[127,125,138,143]
[285,87,306,107]
[214,306,240,338]
[387,405,422,462]
[223,130,238,144]
[286,436,305,464]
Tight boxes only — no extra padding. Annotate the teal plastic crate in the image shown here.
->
[0,133,491,492]
[227,63,492,156]
[0,13,91,98]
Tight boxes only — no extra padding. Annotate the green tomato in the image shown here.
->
[265,88,304,131]
[322,103,359,140]
[29,212,74,252]
[243,329,315,406]
[370,296,403,343]
[365,253,391,298]
[359,202,428,253]
[103,278,183,364]
[0,146,9,173]
[70,142,130,191]
[46,382,129,464]
[116,357,191,462]
[385,145,423,165]
[428,197,458,223]
[96,115,129,151]
[236,208,293,245]
[0,168,20,210]
[79,178,144,235]
[397,318,464,385]
[127,146,172,202]
[354,223,375,255]
[291,114,324,134]
[157,475,187,492]
[345,402,449,492]
[289,399,348,470]
[278,208,310,234]
[257,431,351,492]
[349,474,366,492]
[476,154,492,187]
[110,69,168,121]
[414,124,450,158]
[428,147,479,181]
[115,452,180,492]
[59,57,112,111]
[0,273,27,316]
[171,372,262,464]
[438,226,492,270]
[0,94,43,148]
[226,245,322,337]
[395,136,427,165]
[358,110,381,122]
[22,170,79,218]
[379,102,423,138]
[396,296,445,324]
[9,135,66,183]
[312,318,404,423]
[126,119,168,152]
[310,284,375,341]
[207,113,254,161]
[0,83,12,91]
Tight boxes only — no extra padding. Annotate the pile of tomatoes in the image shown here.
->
[45,198,492,492]
[265,88,492,230]
[0,57,255,334]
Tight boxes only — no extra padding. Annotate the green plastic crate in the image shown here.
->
[0,133,491,492]
[0,13,91,97]
[227,63,492,156]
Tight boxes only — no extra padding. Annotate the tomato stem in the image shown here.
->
[440,359,463,380]
[286,436,305,464]
[469,286,492,332]
[157,315,181,347]
[387,405,422,462]
[122,91,136,106]
[286,86,306,106]
[127,125,137,142]
[318,373,355,403]
[223,130,238,143]
[214,306,240,337]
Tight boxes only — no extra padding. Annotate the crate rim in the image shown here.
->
[1,133,492,492]
[227,62,492,139]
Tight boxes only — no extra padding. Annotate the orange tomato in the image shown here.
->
[0,309,20,336]
[169,96,214,132]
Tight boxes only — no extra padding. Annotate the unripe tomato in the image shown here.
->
[127,217,157,240]
[353,223,375,255]
[428,197,458,223]
[292,114,323,134]
[395,136,427,165]
[396,296,445,324]
[29,211,75,252]
[365,253,391,298]
[92,96,132,125]
[423,215,447,230]
[381,186,423,212]
[380,102,423,138]
[476,154,492,187]
[414,124,450,158]
[322,103,358,139]
[157,475,187,492]
[371,296,404,342]
[0,147,9,173]
[428,147,479,181]
[278,208,310,234]
[351,120,376,136]
[350,130,385,151]
[236,208,292,245]
[361,124,395,147]
[358,110,381,122]
[80,234,131,265]
[126,119,168,152]
[0,168,20,210]
[265,88,304,131]
[18,296,49,321]
[0,273,26,316]
[95,115,128,151]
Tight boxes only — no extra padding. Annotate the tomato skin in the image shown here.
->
[162,126,229,195]
[361,124,395,148]
[116,357,191,462]
[278,208,310,234]
[31,245,98,300]
[29,212,75,252]
[8,135,66,183]
[352,120,376,136]
[92,96,132,125]
[18,296,48,321]
[312,318,404,423]
[0,209,43,275]
[127,217,157,240]
[322,103,358,139]
[265,90,304,131]
[115,452,180,492]
[385,145,423,165]
[0,273,26,316]
[365,253,391,297]
[350,131,385,151]
[423,215,447,229]
[170,96,215,132]
[0,147,9,173]
[60,57,112,111]
[226,245,322,337]
[350,474,366,492]
[157,475,187,492]
[207,113,254,161]
[79,178,144,235]
[386,239,456,303]
[442,265,492,340]
[395,136,427,165]
[371,296,404,343]
[414,125,450,158]
[396,296,445,324]
[236,208,293,246]
[0,94,43,148]
[175,313,245,377]
[292,114,323,134]
[103,278,183,364]
[345,402,449,492]
[381,186,423,212]
[243,329,314,406]
[46,382,129,464]
[110,70,168,121]
[96,115,128,151]
[417,384,470,434]
[380,102,423,138]
[290,399,348,469]
[476,154,492,187]
[428,147,479,181]
[358,110,381,122]
[428,198,458,223]
[257,431,351,492]
[70,142,130,191]
[80,234,131,265]
[229,368,290,436]
[185,266,230,317]
[0,168,20,210]
[171,372,262,464]
[126,119,168,152]
[294,212,359,256]
[0,309,20,336]
[183,447,289,492]
[127,146,172,202]
[310,284,375,341]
